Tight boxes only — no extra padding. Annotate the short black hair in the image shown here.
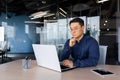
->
[69,18,84,26]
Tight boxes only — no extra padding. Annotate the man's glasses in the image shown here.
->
[70,27,80,31]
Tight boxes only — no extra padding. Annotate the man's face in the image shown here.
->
[70,22,84,39]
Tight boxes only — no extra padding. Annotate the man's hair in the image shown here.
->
[69,18,84,26]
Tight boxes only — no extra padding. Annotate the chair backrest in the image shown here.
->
[98,45,108,65]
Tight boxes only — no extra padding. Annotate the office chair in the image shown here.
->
[98,45,108,65]
[0,41,7,63]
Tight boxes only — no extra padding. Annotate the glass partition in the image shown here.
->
[39,16,100,54]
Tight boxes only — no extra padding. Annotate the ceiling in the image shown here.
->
[0,0,117,19]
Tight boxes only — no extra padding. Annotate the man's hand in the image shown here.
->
[69,38,76,47]
[62,59,73,68]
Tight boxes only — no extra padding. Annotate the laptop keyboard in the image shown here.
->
[60,65,69,69]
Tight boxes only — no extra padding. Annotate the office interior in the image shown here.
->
[0,0,119,65]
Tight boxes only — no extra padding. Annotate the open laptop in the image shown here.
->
[32,44,77,72]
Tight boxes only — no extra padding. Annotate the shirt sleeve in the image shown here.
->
[73,39,100,67]
[60,40,72,61]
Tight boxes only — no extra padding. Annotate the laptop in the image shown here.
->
[32,44,77,72]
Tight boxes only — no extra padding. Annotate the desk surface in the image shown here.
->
[0,60,120,80]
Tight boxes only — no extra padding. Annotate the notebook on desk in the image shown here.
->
[32,44,77,72]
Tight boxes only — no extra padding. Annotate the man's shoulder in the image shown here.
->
[83,35,99,47]
[84,35,97,42]
[84,35,94,39]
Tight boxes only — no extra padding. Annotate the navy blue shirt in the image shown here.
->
[60,35,100,67]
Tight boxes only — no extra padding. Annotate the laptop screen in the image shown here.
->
[32,44,62,72]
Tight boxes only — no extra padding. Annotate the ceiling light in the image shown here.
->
[107,28,109,31]
[44,13,55,18]
[25,21,44,24]
[104,23,106,26]
[29,11,55,19]
[105,20,108,23]
[59,12,66,17]
[44,20,57,23]
[29,11,48,17]
[59,8,67,14]
[29,11,48,19]
[97,0,109,3]
[42,0,46,4]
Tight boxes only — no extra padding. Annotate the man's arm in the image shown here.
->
[73,39,100,67]
[60,40,72,61]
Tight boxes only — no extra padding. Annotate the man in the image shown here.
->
[60,18,99,68]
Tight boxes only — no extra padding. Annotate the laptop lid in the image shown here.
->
[32,44,62,72]
[32,44,77,72]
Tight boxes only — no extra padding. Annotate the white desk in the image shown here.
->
[0,60,120,80]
